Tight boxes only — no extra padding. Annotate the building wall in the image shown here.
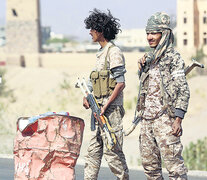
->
[177,0,195,53]
[197,0,207,51]
[177,0,207,55]
[6,0,41,53]
[194,0,200,48]
[116,29,148,48]
[41,26,51,45]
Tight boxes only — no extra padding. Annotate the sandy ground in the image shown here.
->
[0,52,207,167]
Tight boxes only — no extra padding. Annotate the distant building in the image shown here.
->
[84,43,100,53]
[0,26,6,46]
[50,32,64,39]
[41,26,51,45]
[42,31,67,52]
[116,29,148,51]
[177,0,207,55]
[42,43,63,53]
[6,0,42,53]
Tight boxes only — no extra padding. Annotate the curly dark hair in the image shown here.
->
[84,9,121,41]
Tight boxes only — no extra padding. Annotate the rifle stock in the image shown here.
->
[184,59,204,75]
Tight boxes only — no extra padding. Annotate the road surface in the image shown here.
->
[1,158,207,180]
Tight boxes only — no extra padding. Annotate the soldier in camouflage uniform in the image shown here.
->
[83,9,129,180]
[137,12,190,180]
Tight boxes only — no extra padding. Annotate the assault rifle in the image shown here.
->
[124,59,204,136]
[76,78,116,150]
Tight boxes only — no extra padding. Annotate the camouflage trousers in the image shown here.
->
[139,113,188,180]
[84,105,129,180]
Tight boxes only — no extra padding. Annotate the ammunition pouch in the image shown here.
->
[90,71,101,98]
[90,70,116,99]
[109,77,117,94]
[99,70,109,96]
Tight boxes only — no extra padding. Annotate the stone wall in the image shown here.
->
[6,20,41,53]
[6,0,41,54]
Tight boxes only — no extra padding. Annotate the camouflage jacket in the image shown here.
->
[137,47,190,118]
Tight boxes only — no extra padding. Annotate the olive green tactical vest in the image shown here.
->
[90,45,117,100]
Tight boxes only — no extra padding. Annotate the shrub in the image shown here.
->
[183,137,207,170]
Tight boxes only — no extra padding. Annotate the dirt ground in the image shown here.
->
[0,52,207,167]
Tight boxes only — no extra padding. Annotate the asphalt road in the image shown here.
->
[1,158,207,180]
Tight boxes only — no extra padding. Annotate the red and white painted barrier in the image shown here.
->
[14,114,84,180]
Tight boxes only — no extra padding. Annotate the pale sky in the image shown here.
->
[0,0,176,40]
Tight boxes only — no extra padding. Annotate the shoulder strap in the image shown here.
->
[104,45,115,70]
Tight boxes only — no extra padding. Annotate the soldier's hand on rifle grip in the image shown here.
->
[138,56,146,71]
[83,97,90,109]
[172,117,183,137]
